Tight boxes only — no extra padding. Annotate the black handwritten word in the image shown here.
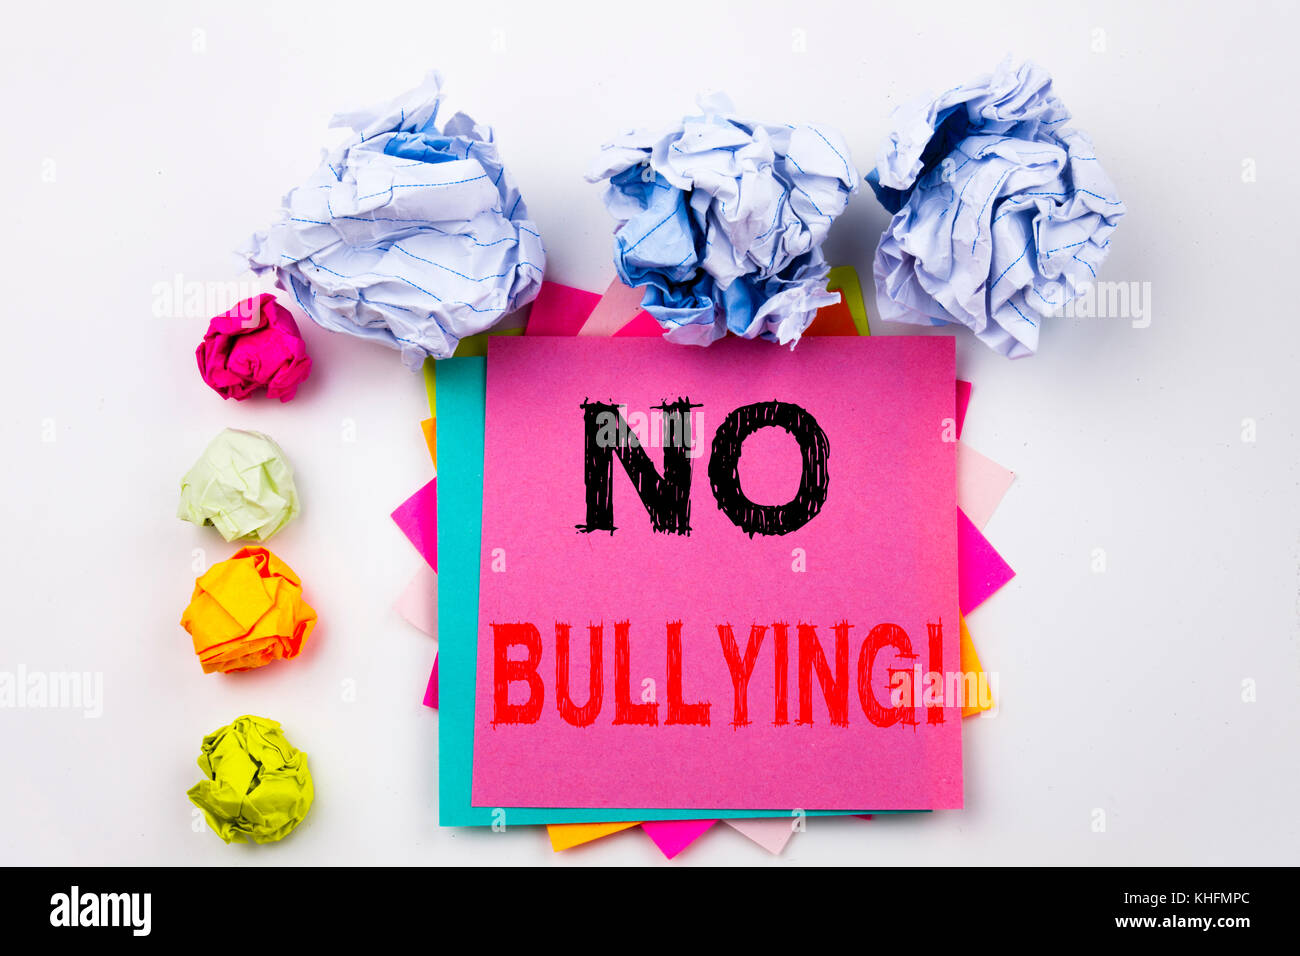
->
[578,399,829,536]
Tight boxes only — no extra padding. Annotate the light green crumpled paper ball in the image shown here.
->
[178,428,300,542]
[186,715,314,844]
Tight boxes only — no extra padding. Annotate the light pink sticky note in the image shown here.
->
[957,508,1015,615]
[472,337,962,811]
[642,820,715,859]
[579,278,649,337]
[956,380,972,437]
[423,655,438,709]
[391,478,437,571]
[956,443,1015,530]
[524,282,601,336]
[725,818,795,854]
[396,564,438,637]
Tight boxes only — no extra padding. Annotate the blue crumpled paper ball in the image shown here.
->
[587,94,859,346]
[243,72,545,368]
[868,59,1126,357]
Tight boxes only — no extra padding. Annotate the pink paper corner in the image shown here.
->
[423,654,438,709]
[524,282,601,336]
[641,820,716,859]
[957,508,1015,615]
[956,380,972,438]
[391,478,438,571]
[725,818,796,855]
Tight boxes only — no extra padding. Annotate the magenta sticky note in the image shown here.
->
[391,478,438,571]
[642,820,715,859]
[524,282,600,337]
[423,654,439,709]
[955,380,971,438]
[957,508,1014,615]
[470,337,962,811]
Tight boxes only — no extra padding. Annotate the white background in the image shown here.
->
[1,0,1297,866]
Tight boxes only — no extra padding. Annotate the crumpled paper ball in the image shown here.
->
[586,93,859,346]
[178,428,299,542]
[196,293,311,401]
[867,58,1126,357]
[186,715,314,844]
[242,71,545,368]
[180,546,316,674]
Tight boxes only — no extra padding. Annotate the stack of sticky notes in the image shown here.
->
[393,268,1016,858]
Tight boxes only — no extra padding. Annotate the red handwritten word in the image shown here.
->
[490,620,946,729]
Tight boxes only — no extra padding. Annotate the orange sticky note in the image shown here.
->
[547,821,640,851]
[803,297,859,336]
[421,417,437,468]
[959,615,995,717]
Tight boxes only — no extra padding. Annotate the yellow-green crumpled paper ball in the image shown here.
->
[186,715,314,844]
[178,428,300,542]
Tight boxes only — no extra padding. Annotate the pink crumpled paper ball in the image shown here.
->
[196,293,312,402]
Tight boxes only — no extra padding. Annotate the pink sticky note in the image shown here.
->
[396,564,438,637]
[524,282,601,336]
[956,443,1015,530]
[725,818,795,855]
[471,337,961,811]
[956,380,972,438]
[391,478,438,571]
[957,508,1015,615]
[613,310,664,338]
[423,655,438,709]
[642,820,715,859]
[580,278,649,337]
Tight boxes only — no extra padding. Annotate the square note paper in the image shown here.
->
[472,337,961,810]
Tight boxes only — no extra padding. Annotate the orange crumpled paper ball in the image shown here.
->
[180,546,317,674]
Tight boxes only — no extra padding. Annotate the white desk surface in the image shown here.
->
[1,0,1296,865]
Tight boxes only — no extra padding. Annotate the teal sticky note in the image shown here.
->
[435,355,916,825]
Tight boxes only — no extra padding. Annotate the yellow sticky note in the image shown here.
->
[826,265,871,336]
[959,615,994,717]
[547,821,641,851]
[452,325,525,357]
[424,327,526,413]
[423,358,437,417]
